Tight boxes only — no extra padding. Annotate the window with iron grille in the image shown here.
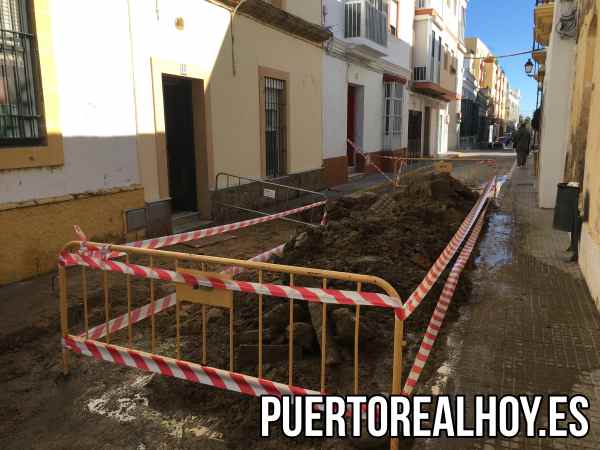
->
[0,0,42,147]
[383,80,403,150]
[264,77,287,178]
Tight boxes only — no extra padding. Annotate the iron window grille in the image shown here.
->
[0,0,43,147]
[383,80,403,150]
[264,76,287,178]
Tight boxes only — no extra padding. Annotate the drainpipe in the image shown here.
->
[230,0,248,76]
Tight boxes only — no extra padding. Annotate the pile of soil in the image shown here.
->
[143,172,481,447]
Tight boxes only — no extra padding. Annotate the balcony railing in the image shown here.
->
[414,66,427,81]
[413,64,440,84]
[345,0,388,48]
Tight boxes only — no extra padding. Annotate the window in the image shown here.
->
[263,76,287,178]
[383,80,403,150]
[389,0,398,36]
[444,46,449,70]
[0,0,43,147]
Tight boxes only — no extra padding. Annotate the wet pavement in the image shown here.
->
[416,160,600,449]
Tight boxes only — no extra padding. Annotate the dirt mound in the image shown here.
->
[143,172,481,448]
[270,172,478,393]
[280,172,477,298]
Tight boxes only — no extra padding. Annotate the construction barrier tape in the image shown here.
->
[125,200,327,251]
[221,243,286,277]
[79,294,177,341]
[59,251,403,310]
[403,203,489,395]
[78,242,288,341]
[63,336,319,398]
[347,139,395,185]
[395,177,495,320]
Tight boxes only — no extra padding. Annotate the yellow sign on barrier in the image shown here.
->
[176,269,233,309]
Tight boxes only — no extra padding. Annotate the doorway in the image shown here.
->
[423,107,432,157]
[162,75,197,212]
[347,85,357,168]
[408,110,423,157]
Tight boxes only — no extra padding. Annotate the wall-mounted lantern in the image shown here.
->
[524,58,534,76]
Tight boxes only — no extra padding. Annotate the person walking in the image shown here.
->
[513,122,532,168]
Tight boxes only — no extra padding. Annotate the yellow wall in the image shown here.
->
[209,14,323,179]
[582,5,600,245]
[566,7,597,185]
[130,2,324,201]
[0,188,144,285]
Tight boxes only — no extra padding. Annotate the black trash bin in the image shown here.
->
[553,183,580,232]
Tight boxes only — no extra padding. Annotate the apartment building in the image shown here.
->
[322,0,413,186]
[410,0,467,155]
[459,57,490,148]
[465,37,509,142]
[0,0,330,285]
[506,88,521,132]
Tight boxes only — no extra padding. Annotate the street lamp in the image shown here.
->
[524,58,534,76]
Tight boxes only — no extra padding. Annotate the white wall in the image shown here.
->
[324,0,345,40]
[322,0,411,160]
[538,0,576,208]
[323,54,348,159]
[0,0,140,204]
[347,65,384,153]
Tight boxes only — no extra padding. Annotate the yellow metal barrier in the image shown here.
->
[58,241,405,449]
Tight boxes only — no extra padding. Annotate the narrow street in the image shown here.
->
[3,0,600,448]
[418,161,600,449]
[0,155,516,450]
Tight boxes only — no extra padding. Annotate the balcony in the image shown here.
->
[412,65,458,102]
[534,0,554,46]
[344,0,388,57]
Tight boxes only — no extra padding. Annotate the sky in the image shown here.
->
[466,0,538,118]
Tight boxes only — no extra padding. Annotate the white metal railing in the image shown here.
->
[345,0,388,48]
[413,63,440,83]
[414,66,427,81]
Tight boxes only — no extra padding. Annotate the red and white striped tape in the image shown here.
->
[402,204,488,396]
[59,252,403,310]
[63,336,319,397]
[79,294,177,341]
[77,243,288,341]
[347,139,395,184]
[221,243,286,277]
[125,201,326,251]
[396,177,494,320]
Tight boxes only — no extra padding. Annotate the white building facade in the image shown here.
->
[322,0,413,186]
[410,0,467,156]
[506,88,521,132]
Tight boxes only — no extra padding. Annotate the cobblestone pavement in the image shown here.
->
[416,160,600,449]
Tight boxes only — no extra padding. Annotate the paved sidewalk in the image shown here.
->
[417,161,600,449]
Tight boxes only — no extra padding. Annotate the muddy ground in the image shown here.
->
[0,155,515,450]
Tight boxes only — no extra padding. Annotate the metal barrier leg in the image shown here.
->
[150,256,156,354]
[229,303,234,372]
[258,270,264,379]
[103,272,110,344]
[127,255,132,347]
[82,267,88,339]
[59,266,69,375]
[354,282,362,394]
[390,316,404,450]
[289,274,295,386]
[320,278,327,393]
